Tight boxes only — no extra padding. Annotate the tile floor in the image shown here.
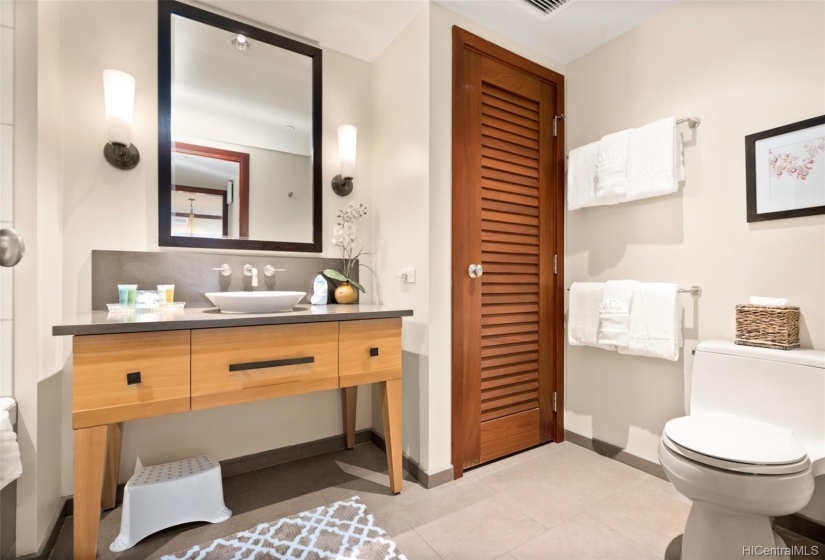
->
[49,441,824,559]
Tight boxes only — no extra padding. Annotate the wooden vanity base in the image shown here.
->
[70,319,404,559]
[381,379,403,494]
[73,425,109,560]
[342,387,358,450]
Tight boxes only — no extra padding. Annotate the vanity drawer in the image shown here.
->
[72,331,191,429]
[191,323,339,409]
[339,318,402,386]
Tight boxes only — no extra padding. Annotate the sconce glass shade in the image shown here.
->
[338,125,357,179]
[102,69,140,170]
[103,69,136,145]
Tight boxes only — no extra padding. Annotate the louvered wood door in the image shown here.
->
[452,27,564,476]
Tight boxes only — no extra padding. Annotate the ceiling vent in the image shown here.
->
[521,0,572,17]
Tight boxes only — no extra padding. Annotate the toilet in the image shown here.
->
[659,340,825,560]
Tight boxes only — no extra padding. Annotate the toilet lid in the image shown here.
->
[664,412,808,466]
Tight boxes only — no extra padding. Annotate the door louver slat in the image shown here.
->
[479,81,543,424]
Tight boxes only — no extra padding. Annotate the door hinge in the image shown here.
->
[553,392,557,413]
[553,254,558,275]
[553,114,565,137]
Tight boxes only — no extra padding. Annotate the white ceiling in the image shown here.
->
[200,0,675,65]
[172,152,239,191]
[436,0,677,64]
[199,0,428,62]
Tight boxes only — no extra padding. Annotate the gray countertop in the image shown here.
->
[52,304,414,336]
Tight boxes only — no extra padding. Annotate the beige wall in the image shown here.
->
[12,0,66,553]
[565,1,825,464]
[369,3,430,466]
[58,0,375,497]
[427,3,566,473]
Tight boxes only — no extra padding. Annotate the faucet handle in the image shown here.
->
[212,264,232,276]
[264,265,285,277]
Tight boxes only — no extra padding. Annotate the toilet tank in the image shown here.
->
[691,340,825,463]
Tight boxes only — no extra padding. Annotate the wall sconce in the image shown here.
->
[102,69,140,170]
[332,124,357,196]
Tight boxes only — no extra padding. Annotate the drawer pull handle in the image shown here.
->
[229,356,314,372]
[370,348,379,357]
[126,372,141,385]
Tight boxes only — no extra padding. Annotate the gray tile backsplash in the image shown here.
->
[91,251,356,311]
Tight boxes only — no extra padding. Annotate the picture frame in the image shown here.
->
[745,115,825,222]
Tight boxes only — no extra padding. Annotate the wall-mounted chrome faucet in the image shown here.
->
[264,265,285,277]
[243,264,259,287]
[212,263,232,276]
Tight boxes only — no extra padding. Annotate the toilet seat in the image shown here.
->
[663,412,810,476]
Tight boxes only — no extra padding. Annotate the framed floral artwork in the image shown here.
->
[745,115,825,222]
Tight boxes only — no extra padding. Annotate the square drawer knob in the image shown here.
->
[370,348,379,357]
[126,372,142,385]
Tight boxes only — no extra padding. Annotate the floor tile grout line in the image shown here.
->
[408,491,551,560]
[580,481,690,559]
[580,510,664,553]
[582,509,671,559]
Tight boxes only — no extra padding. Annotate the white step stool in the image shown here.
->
[110,455,232,552]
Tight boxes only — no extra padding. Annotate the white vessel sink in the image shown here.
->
[205,291,306,313]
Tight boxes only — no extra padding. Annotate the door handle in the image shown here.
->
[0,228,25,268]
[468,264,483,279]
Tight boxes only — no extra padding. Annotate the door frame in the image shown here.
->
[450,26,565,478]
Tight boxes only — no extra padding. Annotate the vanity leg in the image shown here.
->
[381,379,403,494]
[341,387,357,449]
[74,425,108,560]
[101,423,123,510]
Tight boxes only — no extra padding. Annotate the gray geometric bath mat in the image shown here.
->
[161,496,408,559]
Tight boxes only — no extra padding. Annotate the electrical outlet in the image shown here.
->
[400,268,416,283]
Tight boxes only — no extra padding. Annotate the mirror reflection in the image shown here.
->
[169,13,315,244]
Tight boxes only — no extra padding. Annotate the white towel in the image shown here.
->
[625,117,684,202]
[568,282,616,351]
[0,409,22,490]
[567,142,599,211]
[598,280,638,347]
[619,283,682,361]
[750,296,788,306]
[567,142,624,210]
[596,129,632,198]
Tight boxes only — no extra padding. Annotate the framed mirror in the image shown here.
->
[158,1,322,252]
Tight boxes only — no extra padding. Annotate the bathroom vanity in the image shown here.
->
[53,304,412,559]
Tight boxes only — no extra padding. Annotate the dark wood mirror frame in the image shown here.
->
[158,0,323,252]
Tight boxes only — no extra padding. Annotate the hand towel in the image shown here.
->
[626,117,684,202]
[749,296,788,306]
[0,409,22,490]
[596,129,632,198]
[598,280,638,347]
[567,142,624,210]
[619,282,681,361]
[567,142,599,210]
[568,282,616,351]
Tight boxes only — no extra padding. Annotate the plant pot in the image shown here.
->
[334,282,358,304]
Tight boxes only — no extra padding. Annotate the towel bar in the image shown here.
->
[565,117,700,159]
[566,285,702,296]
[676,117,701,128]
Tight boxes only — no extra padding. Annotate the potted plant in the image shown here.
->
[324,202,371,304]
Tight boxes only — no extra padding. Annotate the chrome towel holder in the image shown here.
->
[566,285,703,296]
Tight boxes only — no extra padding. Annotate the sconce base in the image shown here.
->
[331,175,353,196]
[104,142,141,170]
